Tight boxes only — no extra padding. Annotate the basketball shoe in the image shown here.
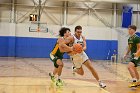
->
[49,73,56,82]
[72,66,77,75]
[99,81,106,88]
[56,79,63,86]
[128,80,137,88]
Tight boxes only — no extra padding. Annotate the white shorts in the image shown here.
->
[70,51,89,68]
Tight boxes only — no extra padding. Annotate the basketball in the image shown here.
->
[73,43,83,53]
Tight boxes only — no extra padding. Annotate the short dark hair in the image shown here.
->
[59,27,70,37]
[75,25,82,31]
[128,25,137,31]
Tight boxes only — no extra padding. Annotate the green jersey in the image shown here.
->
[128,34,140,55]
[51,42,64,59]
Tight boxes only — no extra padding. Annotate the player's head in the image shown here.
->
[75,25,82,37]
[59,27,71,37]
[128,25,137,35]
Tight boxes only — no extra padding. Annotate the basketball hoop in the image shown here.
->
[29,22,48,33]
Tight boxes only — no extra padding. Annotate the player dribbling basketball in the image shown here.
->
[66,25,106,88]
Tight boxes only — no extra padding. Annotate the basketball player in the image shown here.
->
[65,25,106,88]
[124,25,140,87]
[49,27,73,86]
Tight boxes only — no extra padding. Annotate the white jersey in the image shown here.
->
[70,35,89,68]
[73,35,84,46]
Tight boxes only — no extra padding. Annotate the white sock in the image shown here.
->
[132,78,137,82]
[74,68,77,72]
[52,73,55,76]
[98,80,102,83]
[57,75,61,80]
[73,67,77,72]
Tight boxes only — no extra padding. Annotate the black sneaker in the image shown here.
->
[72,66,76,75]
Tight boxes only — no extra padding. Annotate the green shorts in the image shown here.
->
[50,54,62,68]
[130,54,140,67]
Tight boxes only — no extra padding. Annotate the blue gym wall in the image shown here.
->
[0,36,117,60]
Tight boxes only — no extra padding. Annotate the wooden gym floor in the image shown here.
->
[0,57,140,93]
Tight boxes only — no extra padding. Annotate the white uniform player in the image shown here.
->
[70,35,89,68]
[66,26,106,88]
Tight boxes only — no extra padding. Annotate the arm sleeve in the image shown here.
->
[135,37,140,44]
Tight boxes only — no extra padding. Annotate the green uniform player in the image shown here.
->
[128,34,140,67]
[124,25,140,88]
[50,43,64,68]
[49,27,72,86]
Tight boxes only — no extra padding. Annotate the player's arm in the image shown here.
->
[135,43,140,57]
[64,35,74,44]
[82,36,87,51]
[58,37,73,52]
[133,37,140,58]
[124,45,131,59]
[125,46,131,56]
[65,36,77,55]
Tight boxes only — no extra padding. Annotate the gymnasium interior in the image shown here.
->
[0,0,140,93]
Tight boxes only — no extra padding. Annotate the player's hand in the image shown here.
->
[82,47,86,51]
[68,51,77,56]
[71,51,77,55]
[133,53,138,60]
[123,55,127,60]
[70,47,73,52]
[133,53,136,56]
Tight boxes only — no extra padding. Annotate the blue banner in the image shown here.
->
[122,6,133,28]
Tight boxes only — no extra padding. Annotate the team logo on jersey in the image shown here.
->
[77,41,83,46]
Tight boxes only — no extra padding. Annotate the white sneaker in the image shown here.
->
[99,81,106,88]
[72,66,76,75]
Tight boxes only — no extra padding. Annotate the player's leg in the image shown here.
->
[134,67,140,86]
[134,58,140,81]
[128,62,136,79]
[56,59,64,77]
[79,52,100,81]
[70,53,84,75]
[49,54,63,83]
[53,68,58,75]
[72,66,84,75]
[49,59,64,86]
[49,67,58,82]
[49,55,57,82]
[134,68,139,80]
[83,60,106,88]
[55,59,64,86]
[83,60,99,81]
[128,62,138,87]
